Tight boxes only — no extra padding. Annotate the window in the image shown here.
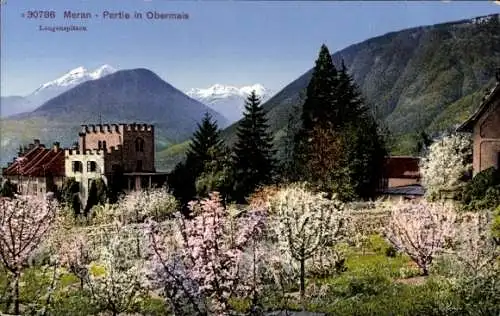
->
[87,161,97,172]
[135,138,144,152]
[72,161,83,173]
[98,141,102,149]
[136,160,143,171]
[102,141,107,150]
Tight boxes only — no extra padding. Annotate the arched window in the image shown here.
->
[102,141,107,150]
[135,138,144,152]
[98,141,102,149]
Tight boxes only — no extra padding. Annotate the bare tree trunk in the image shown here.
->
[299,258,305,303]
[13,271,20,315]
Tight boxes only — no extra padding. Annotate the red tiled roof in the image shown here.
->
[3,145,65,177]
[383,156,421,179]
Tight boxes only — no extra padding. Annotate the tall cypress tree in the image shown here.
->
[232,91,276,203]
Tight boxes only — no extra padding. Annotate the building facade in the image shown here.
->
[1,140,65,198]
[1,123,167,207]
[457,72,500,176]
[378,156,424,200]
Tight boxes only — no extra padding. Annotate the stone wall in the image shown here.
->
[78,123,155,173]
[121,124,155,172]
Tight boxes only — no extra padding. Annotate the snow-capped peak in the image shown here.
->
[32,64,117,94]
[90,64,116,79]
[187,83,269,99]
[186,84,272,124]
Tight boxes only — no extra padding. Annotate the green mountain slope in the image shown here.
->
[222,13,500,154]
[156,140,192,172]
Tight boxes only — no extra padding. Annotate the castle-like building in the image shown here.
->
[2,123,167,207]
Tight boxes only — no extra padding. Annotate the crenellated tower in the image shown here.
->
[78,123,155,173]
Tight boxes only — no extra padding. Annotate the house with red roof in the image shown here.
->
[1,123,168,209]
[1,140,65,197]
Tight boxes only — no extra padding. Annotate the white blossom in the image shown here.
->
[420,133,472,199]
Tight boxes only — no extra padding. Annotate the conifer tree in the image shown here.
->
[336,60,367,126]
[293,45,386,200]
[232,91,276,203]
[169,113,227,209]
[185,112,225,175]
[301,44,339,131]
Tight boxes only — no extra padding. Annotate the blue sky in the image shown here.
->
[1,0,499,96]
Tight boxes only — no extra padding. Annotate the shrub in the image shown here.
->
[493,206,500,242]
[460,167,500,211]
[0,179,16,198]
[385,246,397,258]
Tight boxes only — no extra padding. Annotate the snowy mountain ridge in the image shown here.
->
[1,65,117,117]
[186,84,272,123]
[31,64,116,94]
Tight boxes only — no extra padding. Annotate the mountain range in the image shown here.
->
[186,84,272,123]
[159,13,500,170]
[0,68,228,168]
[219,13,500,154]
[1,13,499,172]
[0,65,117,118]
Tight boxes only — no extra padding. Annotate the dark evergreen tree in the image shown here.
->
[232,91,276,203]
[168,160,197,213]
[300,44,339,131]
[59,177,81,215]
[187,113,225,171]
[415,130,433,156]
[84,180,98,216]
[279,102,303,182]
[292,45,387,200]
[108,166,125,204]
[195,145,233,200]
[335,60,367,125]
[335,59,387,199]
[0,179,16,198]
[293,45,339,180]
[168,112,227,211]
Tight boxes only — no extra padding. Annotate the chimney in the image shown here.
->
[28,143,35,150]
[53,142,60,152]
[34,139,40,146]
